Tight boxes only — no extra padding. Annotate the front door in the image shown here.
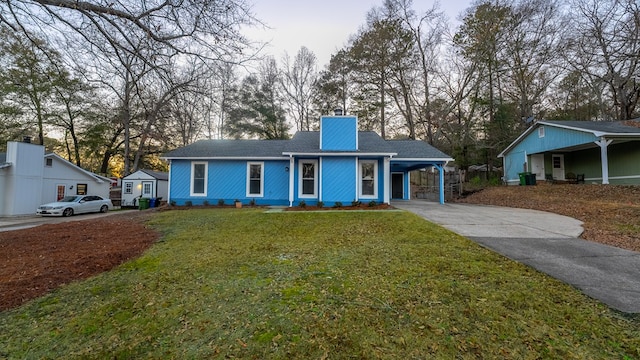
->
[391,173,404,199]
[552,154,565,180]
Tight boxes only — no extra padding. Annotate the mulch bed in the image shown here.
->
[0,211,158,311]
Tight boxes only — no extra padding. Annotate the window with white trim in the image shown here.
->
[124,182,133,194]
[247,162,264,197]
[299,160,318,198]
[359,160,378,198]
[538,126,545,138]
[191,162,207,196]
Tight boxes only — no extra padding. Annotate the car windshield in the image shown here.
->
[59,196,80,202]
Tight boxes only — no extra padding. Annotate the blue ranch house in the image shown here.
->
[163,114,453,207]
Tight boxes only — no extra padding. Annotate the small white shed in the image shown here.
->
[0,140,112,216]
[121,170,168,207]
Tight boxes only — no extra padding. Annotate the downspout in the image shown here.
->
[595,137,613,184]
[167,160,172,205]
[289,155,294,207]
[318,157,323,203]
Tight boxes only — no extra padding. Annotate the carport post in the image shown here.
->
[436,164,445,204]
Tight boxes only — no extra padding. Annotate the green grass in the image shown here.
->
[1,209,639,359]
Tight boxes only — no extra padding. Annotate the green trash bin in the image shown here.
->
[139,197,150,210]
[518,172,528,186]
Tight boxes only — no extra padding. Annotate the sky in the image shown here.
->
[244,0,474,68]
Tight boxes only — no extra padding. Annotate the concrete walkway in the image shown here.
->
[393,200,640,313]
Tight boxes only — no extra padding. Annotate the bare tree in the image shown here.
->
[0,0,257,64]
[566,0,640,120]
[281,47,318,131]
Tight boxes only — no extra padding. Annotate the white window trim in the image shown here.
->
[358,159,378,199]
[124,181,133,194]
[246,161,264,197]
[190,161,208,197]
[298,159,318,198]
[538,126,545,138]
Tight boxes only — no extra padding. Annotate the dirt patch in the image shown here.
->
[0,211,158,311]
[455,183,640,252]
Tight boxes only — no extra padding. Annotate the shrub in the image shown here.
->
[202,200,209,206]
[249,198,257,207]
[185,200,192,207]
[217,199,225,206]
[333,201,343,208]
[299,200,306,208]
[351,200,361,207]
[317,201,324,208]
[170,200,176,207]
[368,201,377,207]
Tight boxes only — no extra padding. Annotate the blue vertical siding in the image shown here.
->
[504,124,598,184]
[169,159,289,205]
[320,116,357,151]
[321,157,357,205]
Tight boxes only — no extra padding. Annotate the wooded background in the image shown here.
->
[1,0,638,177]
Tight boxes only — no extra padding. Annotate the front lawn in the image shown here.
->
[1,209,638,358]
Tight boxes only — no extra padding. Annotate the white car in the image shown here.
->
[36,195,113,217]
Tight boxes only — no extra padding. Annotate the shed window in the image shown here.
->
[191,162,207,196]
[247,162,263,197]
[45,158,53,167]
[124,182,133,194]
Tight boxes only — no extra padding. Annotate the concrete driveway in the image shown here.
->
[393,200,640,313]
[0,211,127,232]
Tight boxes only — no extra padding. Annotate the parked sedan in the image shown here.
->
[36,195,113,217]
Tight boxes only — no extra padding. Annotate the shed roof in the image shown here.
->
[139,169,169,181]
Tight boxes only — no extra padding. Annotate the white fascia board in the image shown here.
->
[392,157,454,162]
[537,121,640,138]
[282,152,397,157]
[498,124,538,158]
[161,156,290,161]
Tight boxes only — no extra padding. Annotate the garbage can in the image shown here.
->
[139,197,150,210]
[518,172,528,186]
[526,173,537,185]
[149,198,157,208]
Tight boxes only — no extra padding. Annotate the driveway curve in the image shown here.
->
[393,200,640,314]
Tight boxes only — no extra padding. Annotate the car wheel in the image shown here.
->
[62,208,74,217]
[100,205,109,213]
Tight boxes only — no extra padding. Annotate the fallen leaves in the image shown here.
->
[457,184,640,252]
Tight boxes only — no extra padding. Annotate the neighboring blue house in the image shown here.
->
[499,119,640,185]
[163,114,453,206]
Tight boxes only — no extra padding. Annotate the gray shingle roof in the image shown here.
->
[283,131,396,153]
[387,140,453,159]
[163,133,452,160]
[140,169,169,181]
[541,119,640,134]
[163,139,290,158]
